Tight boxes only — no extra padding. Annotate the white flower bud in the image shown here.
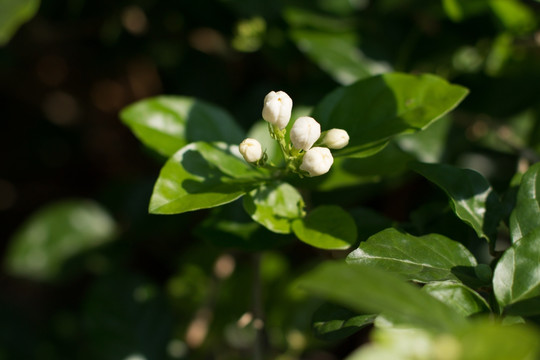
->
[262,91,293,130]
[239,138,263,163]
[322,128,349,149]
[300,147,334,176]
[290,116,321,151]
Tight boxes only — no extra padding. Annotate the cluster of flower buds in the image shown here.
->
[239,90,349,177]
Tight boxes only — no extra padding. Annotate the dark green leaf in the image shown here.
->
[292,205,357,249]
[149,142,265,214]
[509,162,540,242]
[347,228,477,283]
[290,30,389,85]
[312,302,375,341]
[411,162,502,242]
[120,96,245,157]
[349,207,394,243]
[0,0,40,46]
[493,227,540,313]
[395,116,452,163]
[243,181,304,234]
[297,261,465,332]
[311,73,468,158]
[5,199,117,281]
[421,281,490,317]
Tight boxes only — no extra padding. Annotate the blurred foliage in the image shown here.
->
[2,0,540,359]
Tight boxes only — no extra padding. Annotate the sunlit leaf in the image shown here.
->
[346,319,540,360]
[493,227,540,313]
[149,142,265,214]
[312,73,468,158]
[243,181,304,234]
[347,228,477,283]
[422,281,490,317]
[5,199,117,281]
[411,162,502,242]
[509,162,540,242]
[0,0,40,46]
[292,205,357,249]
[489,0,536,35]
[121,96,245,157]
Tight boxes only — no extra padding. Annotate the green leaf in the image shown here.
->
[347,228,477,283]
[290,29,390,85]
[5,199,117,281]
[509,162,540,242]
[297,261,466,332]
[304,142,414,191]
[489,0,536,35]
[441,0,490,22]
[456,320,540,360]
[493,227,540,313]
[421,281,490,317]
[247,121,282,165]
[312,302,376,341]
[395,116,452,163]
[243,181,304,234]
[0,0,40,46]
[149,142,265,214]
[346,320,540,360]
[292,205,357,249]
[411,162,501,242]
[120,96,245,157]
[311,73,468,158]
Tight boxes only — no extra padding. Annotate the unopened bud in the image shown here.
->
[322,128,349,149]
[290,116,321,151]
[262,91,293,130]
[300,147,333,176]
[239,138,262,163]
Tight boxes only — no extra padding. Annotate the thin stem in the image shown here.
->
[252,252,266,360]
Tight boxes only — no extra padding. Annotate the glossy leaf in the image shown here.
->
[290,29,389,85]
[421,281,490,317]
[298,261,465,332]
[149,142,265,214]
[509,162,540,242]
[5,199,117,281]
[120,96,245,157]
[347,228,477,283]
[312,302,375,341]
[311,73,468,158]
[0,0,40,46]
[243,181,304,234]
[292,205,357,249]
[493,227,540,313]
[411,162,501,242]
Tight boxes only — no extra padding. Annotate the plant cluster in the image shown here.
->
[4,0,540,359]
